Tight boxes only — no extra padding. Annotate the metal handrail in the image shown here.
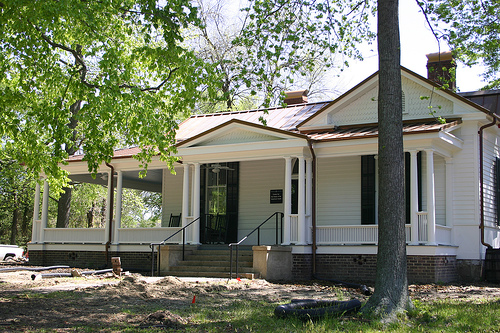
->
[228,212,283,279]
[149,217,200,277]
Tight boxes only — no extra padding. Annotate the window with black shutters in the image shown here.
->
[361,155,376,225]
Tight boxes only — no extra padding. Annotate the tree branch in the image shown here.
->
[118,67,179,92]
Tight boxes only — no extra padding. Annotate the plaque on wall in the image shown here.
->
[270,189,283,204]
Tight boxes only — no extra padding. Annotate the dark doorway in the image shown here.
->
[200,162,239,244]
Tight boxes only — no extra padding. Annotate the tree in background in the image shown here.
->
[0,156,36,245]
[190,0,366,112]
[421,0,500,89]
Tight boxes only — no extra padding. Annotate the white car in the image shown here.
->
[0,245,24,261]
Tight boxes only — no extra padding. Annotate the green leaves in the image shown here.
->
[422,0,500,89]
[0,0,206,190]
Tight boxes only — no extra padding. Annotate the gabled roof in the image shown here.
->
[296,67,492,129]
[176,118,308,148]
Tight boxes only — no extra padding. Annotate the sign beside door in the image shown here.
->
[270,189,283,204]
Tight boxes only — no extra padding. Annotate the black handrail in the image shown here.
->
[149,217,200,277]
[228,212,283,279]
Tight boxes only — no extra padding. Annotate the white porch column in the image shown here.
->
[426,149,437,245]
[192,163,201,244]
[31,182,41,243]
[410,150,419,245]
[105,171,113,245]
[306,158,313,244]
[283,157,292,245]
[182,164,190,231]
[298,156,306,245]
[445,157,454,243]
[113,170,123,244]
[40,179,49,243]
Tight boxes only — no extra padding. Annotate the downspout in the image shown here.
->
[105,162,115,266]
[479,113,499,249]
[307,139,317,275]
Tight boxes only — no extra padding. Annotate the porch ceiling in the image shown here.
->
[69,169,163,193]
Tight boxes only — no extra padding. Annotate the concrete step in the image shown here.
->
[166,271,257,279]
[184,254,252,262]
[164,245,255,279]
[177,260,253,268]
[170,265,254,273]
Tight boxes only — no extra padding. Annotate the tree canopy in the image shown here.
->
[422,0,500,89]
[0,0,206,189]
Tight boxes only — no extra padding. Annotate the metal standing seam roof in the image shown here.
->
[174,102,331,143]
[303,120,461,142]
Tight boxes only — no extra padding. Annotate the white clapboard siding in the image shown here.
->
[238,159,285,244]
[162,167,183,227]
[316,156,361,226]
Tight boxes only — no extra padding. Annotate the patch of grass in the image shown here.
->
[14,290,84,300]
[173,297,500,332]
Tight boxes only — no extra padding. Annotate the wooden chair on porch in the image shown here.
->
[168,213,181,227]
[204,214,228,244]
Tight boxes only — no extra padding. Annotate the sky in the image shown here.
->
[339,0,487,94]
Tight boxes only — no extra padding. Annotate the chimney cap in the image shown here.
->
[284,90,309,105]
[285,89,309,99]
[426,51,453,63]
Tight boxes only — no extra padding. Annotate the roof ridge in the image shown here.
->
[189,100,334,119]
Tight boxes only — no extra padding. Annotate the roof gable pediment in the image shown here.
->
[176,119,306,148]
[298,67,490,131]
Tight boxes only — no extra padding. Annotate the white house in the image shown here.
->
[28,53,500,283]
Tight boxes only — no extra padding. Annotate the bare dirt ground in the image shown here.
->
[0,263,499,332]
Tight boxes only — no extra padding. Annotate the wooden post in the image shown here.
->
[111,257,121,276]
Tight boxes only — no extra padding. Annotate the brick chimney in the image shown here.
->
[284,90,308,105]
[426,51,456,90]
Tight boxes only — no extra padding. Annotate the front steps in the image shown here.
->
[165,245,257,279]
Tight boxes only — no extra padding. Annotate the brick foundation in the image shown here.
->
[293,254,459,284]
[28,250,155,271]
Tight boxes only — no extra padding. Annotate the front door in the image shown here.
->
[200,162,239,244]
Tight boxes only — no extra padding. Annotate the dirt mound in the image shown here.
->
[138,310,188,329]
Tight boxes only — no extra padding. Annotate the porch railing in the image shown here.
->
[149,217,199,277]
[228,212,283,279]
[315,211,449,245]
[119,227,181,244]
[417,212,428,242]
[43,228,105,244]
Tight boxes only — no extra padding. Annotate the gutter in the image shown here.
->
[307,139,317,275]
[479,113,500,249]
[105,162,115,266]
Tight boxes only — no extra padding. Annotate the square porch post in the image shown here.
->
[298,156,307,245]
[31,182,41,243]
[192,163,201,244]
[113,170,123,244]
[182,163,190,242]
[40,179,49,243]
[426,149,437,245]
[306,158,313,244]
[283,157,292,245]
[410,150,419,245]
[105,170,114,244]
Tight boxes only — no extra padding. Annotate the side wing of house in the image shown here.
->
[297,68,499,262]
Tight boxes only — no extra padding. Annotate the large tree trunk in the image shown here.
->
[362,0,411,319]
[56,100,81,228]
[56,187,72,228]
[10,195,18,244]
